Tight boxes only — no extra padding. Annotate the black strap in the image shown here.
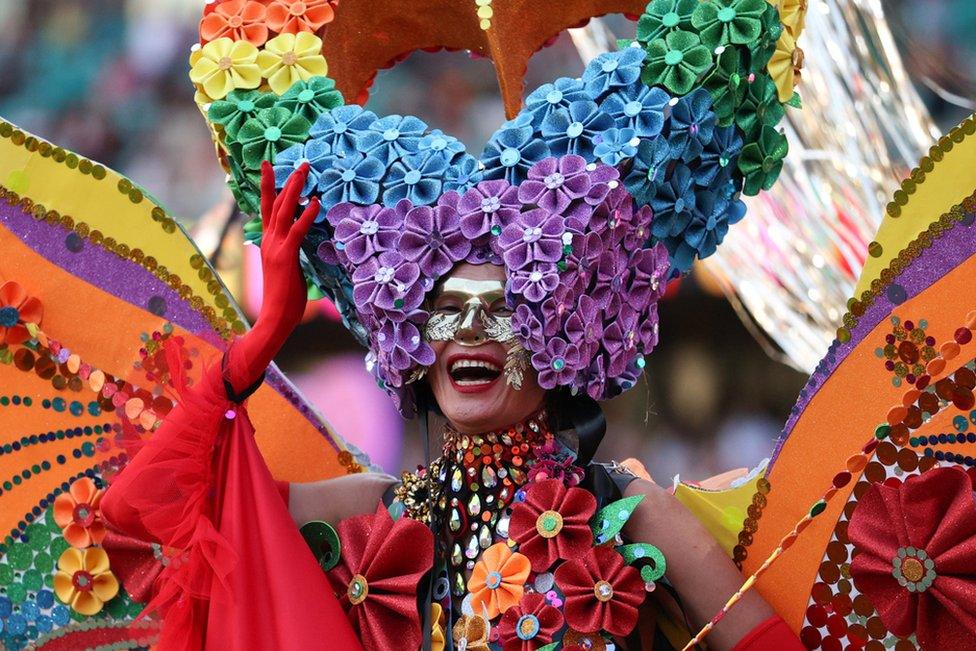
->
[220,351,265,404]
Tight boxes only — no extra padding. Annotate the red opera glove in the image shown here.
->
[225,161,320,396]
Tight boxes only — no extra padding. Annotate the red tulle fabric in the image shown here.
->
[553,545,645,637]
[327,503,434,650]
[101,339,362,650]
[509,478,596,572]
[848,466,976,649]
[731,615,804,651]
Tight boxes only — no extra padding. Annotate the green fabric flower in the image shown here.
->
[704,46,748,126]
[738,124,788,195]
[691,0,767,48]
[746,3,783,72]
[274,76,344,125]
[734,75,785,140]
[236,107,311,171]
[208,89,276,141]
[227,153,261,217]
[636,0,697,45]
[642,30,713,96]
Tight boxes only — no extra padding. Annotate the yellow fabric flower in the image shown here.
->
[770,0,807,38]
[452,614,491,651]
[431,602,446,651]
[190,37,262,101]
[257,32,328,95]
[53,547,120,616]
[767,27,803,102]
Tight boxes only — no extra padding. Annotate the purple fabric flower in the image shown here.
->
[532,337,581,389]
[327,203,403,265]
[508,263,560,303]
[565,231,605,292]
[497,208,565,270]
[603,307,639,376]
[563,295,603,360]
[399,200,470,277]
[590,185,636,247]
[351,251,423,313]
[539,284,576,337]
[517,156,593,221]
[377,317,436,370]
[637,301,661,353]
[457,180,521,240]
[628,243,669,312]
[592,248,632,312]
[585,354,608,401]
[511,304,545,352]
[623,204,654,252]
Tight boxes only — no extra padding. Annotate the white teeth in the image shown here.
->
[450,359,501,373]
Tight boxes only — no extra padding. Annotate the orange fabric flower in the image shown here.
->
[467,542,531,619]
[0,281,42,346]
[266,0,335,34]
[54,477,106,548]
[200,0,269,46]
[53,547,120,616]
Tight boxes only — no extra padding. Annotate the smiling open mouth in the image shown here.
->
[449,358,502,387]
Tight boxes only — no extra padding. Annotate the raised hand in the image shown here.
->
[224,162,320,396]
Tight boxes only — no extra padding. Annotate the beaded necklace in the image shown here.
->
[394,408,553,596]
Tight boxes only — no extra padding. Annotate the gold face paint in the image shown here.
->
[423,277,530,389]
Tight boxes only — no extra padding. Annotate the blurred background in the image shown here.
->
[1,0,973,480]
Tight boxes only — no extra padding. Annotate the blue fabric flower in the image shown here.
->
[316,151,386,212]
[523,77,588,128]
[581,46,646,99]
[625,136,672,205]
[696,124,743,186]
[666,190,744,273]
[309,105,378,156]
[383,152,449,205]
[667,88,717,162]
[599,83,670,140]
[416,129,466,167]
[273,139,332,195]
[481,125,551,184]
[541,100,614,159]
[363,114,428,163]
[650,164,696,241]
[443,153,483,193]
[593,127,639,166]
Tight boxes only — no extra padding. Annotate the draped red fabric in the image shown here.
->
[731,615,803,651]
[101,339,362,650]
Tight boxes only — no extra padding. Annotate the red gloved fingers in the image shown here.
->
[287,197,320,250]
[271,163,309,238]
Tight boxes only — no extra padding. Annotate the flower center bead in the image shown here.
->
[264,126,282,142]
[551,357,565,371]
[594,580,614,602]
[73,503,95,527]
[717,6,736,22]
[383,128,400,141]
[72,570,94,593]
[334,122,348,134]
[0,306,19,327]
[430,136,448,151]
[674,198,687,213]
[298,88,316,103]
[662,11,680,28]
[566,121,584,138]
[218,56,234,71]
[624,100,643,118]
[228,15,244,28]
[290,2,307,16]
[543,172,565,189]
[601,58,619,73]
[516,614,541,640]
[360,220,379,235]
[340,169,357,182]
[485,571,503,590]
[237,99,255,112]
[282,51,298,66]
[892,546,936,592]
[545,89,564,104]
[901,558,924,583]
[500,148,521,167]
[374,266,395,284]
[481,196,501,213]
[404,170,422,185]
[347,574,369,605]
[664,49,684,66]
[761,156,776,173]
[522,226,542,243]
[535,510,564,538]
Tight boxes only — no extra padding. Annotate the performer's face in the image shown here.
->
[426,263,545,434]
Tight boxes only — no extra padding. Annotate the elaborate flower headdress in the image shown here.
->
[189,0,806,415]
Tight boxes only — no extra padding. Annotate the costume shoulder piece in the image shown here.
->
[189,0,806,416]
[0,120,367,649]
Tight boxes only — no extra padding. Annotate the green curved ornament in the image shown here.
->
[618,543,667,582]
[299,520,342,572]
[590,494,645,544]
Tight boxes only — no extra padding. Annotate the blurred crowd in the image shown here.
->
[2,0,973,480]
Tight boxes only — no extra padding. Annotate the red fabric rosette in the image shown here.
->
[497,592,564,651]
[553,546,645,637]
[328,503,434,650]
[509,478,596,572]
[848,466,976,648]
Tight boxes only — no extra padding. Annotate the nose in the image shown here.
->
[456,301,487,346]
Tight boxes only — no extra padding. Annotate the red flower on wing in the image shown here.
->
[0,281,42,346]
[509,478,596,572]
[497,592,564,651]
[553,546,645,637]
[327,504,434,650]
[849,467,976,649]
